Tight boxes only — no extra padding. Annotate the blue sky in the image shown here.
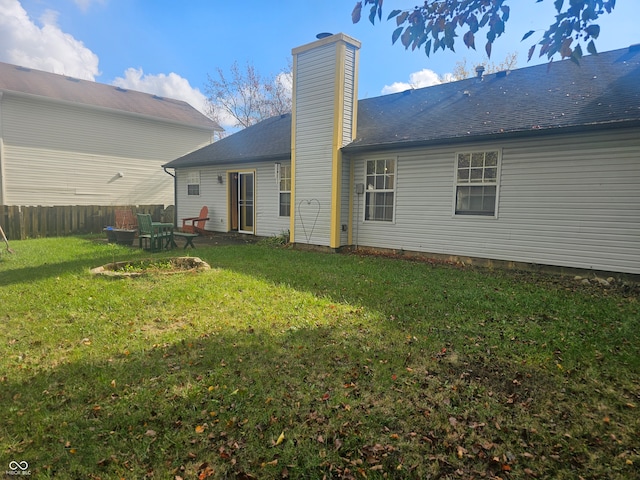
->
[2,0,639,129]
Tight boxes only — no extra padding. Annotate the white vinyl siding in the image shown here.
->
[341,45,357,147]
[176,161,290,237]
[1,93,212,206]
[350,129,640,274]
[293,42,338,246]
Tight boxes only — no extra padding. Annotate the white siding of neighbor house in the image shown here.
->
[349,128,640,274]
[1,93,213,206]
[175,161,291,237]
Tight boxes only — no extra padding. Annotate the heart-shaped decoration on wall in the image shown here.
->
[297,199,320,243]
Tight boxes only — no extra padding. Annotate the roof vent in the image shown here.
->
[463,90,471,97]
[629,43,640,52]
[152,94,164,100]
[16,66,31,72]
[115,86,128,92]
[316,32,333,39]
[402,89,412,96]
[475,65,485,78]
[496,70,508,78]
[66,76,80,82]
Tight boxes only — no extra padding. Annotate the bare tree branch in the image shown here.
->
[205,61,292,130]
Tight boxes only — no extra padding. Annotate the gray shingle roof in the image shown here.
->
[165,113,292,168]
[0,61,221,131]
[347,45,640,151]
[164,45,640,168]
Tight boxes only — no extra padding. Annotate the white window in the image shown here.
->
[365,159,395,222]
[279,164,291,217]
[454,150,499,216]
[187,171,200,196]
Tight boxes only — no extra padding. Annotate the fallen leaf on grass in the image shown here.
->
[334,437,343,450]
[197,462,215,479]
[145,430,156,437]
[274,431,285,446]
[261,459,278,467]
[195,425,206,433]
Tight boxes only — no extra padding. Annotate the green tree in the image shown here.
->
[352,0,616,64]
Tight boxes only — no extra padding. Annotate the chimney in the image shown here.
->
[475,65,485,78]
[290,33,361,248]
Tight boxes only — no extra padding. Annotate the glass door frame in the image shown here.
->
[235,171,255,234]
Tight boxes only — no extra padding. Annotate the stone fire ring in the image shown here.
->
[91,256,211,278]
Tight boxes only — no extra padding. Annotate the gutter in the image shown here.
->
[341,120,640,155]
[163,153,291,170]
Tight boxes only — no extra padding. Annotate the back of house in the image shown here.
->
[164,35,640,276]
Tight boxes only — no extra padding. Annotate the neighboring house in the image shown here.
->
[164,33,640,276]
[0,61,221,207]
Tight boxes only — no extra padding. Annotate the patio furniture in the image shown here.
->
[115,208,137,229]
[181,206,209,234]
[173,231,199,249]
[137,213,174,252]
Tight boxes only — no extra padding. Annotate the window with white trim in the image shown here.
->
[455,150,499,216]
[365,159,395,222]
[279,164,291,217]
[187,171,200,196]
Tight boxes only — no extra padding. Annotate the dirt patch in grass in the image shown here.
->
[90,256,211,278]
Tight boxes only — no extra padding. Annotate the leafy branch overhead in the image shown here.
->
[352,0,617,63]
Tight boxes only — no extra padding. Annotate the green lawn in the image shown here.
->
[0,237,638,479]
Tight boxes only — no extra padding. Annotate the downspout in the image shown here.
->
[163,167,177,226]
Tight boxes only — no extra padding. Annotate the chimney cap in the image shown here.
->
[475,65,485,78]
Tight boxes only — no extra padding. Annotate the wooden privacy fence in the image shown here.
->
[0,205,174,240]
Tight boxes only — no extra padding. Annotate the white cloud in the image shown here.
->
[1,1,210,119]
[112,67,210,116]
[0,0,100,80]
[73,0,106,13]
[381,68,455,94]
[276,71,293,97]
